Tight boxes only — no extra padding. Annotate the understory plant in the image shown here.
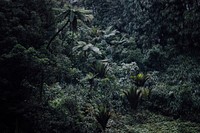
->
[131,73,149,87]
[124,87,142,110]
[91,61,109,78]
[95,105,111,132]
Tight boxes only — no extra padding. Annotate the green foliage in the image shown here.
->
[131,73,149,87]
[1,0,200,132]
[73,41,102,56]
[91,61,109,78]
[149,81,200,122]
[84,0,123,28]
[81,72,97,89]
[95,105,111,131]
[124,87,142,110]
[47,3,93,48]
[0,0,54,53]
[143,45,167,70]
[84,0,200,52]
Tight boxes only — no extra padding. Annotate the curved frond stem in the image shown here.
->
[47,19,70,49]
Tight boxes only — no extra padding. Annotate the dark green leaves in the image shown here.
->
[124,87,142,110]
[95,105,111,131]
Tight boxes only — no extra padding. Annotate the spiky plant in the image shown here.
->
[91,61,109,78]
[95,105,111,132]
[140,87,150,99]
[131,73,149,87]
[124,87,142,110]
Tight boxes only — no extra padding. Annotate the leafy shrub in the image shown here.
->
[149,83,200,122]
[143,45,167,71]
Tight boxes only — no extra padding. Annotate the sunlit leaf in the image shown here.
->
[90,46,102,55]
[83,43,93,51]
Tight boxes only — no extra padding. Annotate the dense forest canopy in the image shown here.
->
[0,0,200,132]
[85,0,200,51]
